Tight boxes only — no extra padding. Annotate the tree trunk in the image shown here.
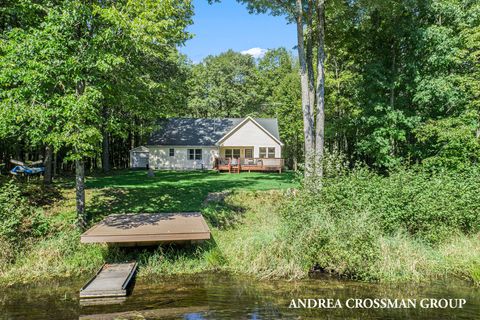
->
[295,0,315,176]
[390,44,396,158]
[306,0,316,112]
[75,159,87,229]
[315,0,326,178]
[53,151,57,177]
[75,79,87,229]
[43,145,53,184]
[102,130,110,173]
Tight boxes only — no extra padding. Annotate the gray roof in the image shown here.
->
[147,118,281,146]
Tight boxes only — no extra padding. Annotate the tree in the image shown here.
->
[216,0,326,179]
[257,47,294,114]
[185,50,261,117]
[0,0,193,228]
[412,0,480,169]
[272,69,304,170]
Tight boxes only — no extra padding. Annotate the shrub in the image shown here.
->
[278,165,480,280]
[0,180,49,245]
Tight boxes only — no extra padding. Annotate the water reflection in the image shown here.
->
[0,273,478,319]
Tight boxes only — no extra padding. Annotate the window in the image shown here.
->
[268,147,275,158]
[225,149,240,159]
[188,149,202,160]
[259,147,266,158]
[259,147,275,158]
[169,148,174,157]
[245,148,253,158]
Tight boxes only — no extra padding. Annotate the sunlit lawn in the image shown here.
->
[84,170,297,216]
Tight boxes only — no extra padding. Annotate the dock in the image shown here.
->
[81,212,211,246]
[80,262,137,298]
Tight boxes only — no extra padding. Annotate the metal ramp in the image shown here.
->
[80,262,137,298]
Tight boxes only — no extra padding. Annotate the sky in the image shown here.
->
[180,0,297,62]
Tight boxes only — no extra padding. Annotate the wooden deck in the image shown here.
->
[80,262,137,298]
[81,213,211,245]
[216,164,282,173]
[215,157,284,173]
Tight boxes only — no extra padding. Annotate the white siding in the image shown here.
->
[148,146,219,170]
[220,120,282,158]
[130,151,149,168]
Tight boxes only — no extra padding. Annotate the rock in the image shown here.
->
[203,190,232,205]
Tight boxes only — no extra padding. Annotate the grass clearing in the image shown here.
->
[86,170,296,215]
[1,168,479,286]
[0,170,297,284]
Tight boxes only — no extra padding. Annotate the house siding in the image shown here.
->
[148,146,219,170]
[219,120,282,158]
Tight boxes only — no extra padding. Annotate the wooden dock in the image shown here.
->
[81,212,211,246]
[80,262,137,298]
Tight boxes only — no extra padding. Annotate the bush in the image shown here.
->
[0,180,49,246]
[301,166,480,244]
[278,165,480,280]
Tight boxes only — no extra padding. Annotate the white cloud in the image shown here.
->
[241,47,268,59]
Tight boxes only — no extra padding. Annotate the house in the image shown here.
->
[130,116,284,172]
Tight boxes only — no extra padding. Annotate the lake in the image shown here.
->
[1,273,478,319]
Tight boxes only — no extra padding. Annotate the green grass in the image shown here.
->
[1,168,479,286]
[85,170,297,215]
[0,170,298,284]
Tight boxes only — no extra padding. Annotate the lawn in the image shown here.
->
[0,170,297,284]
[2,168,479,285]
[85,170,297,216]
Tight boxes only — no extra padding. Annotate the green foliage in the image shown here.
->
[0,173,479,284]
[271,63,304,169]
[184,47,303,168]
[0,0,193,160]
[415,111,480,169]
[288,165,480,243]
[185,50,262,117]
[0,180,49,246]
[322,0,480,169]
[471,265,480,286]
[277,165,480,279]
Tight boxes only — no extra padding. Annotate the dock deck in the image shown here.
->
[81,212,211,245]
[80,262,137,298]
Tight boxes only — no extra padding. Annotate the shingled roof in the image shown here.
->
[147,118,281,146]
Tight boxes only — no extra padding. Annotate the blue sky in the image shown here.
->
[180,0,297,62]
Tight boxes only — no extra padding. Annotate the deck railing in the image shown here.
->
[215,157,284,168]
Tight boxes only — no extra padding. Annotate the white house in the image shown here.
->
[130,116,284,172]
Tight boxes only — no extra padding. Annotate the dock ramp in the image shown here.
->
[80,262,137,298]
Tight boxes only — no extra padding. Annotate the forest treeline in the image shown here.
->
[184,0,480,171]
[1,0,479,176]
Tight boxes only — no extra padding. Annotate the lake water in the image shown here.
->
[1,273,478,319]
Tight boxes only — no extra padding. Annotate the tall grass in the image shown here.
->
[1,167,479,285]
[271,166,480,282]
